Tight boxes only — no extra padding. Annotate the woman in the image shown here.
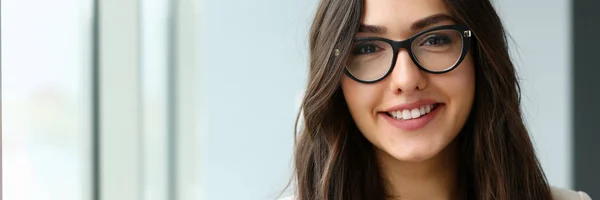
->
[283,0,591,199]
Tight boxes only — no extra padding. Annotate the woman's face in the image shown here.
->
[341,0,475,162]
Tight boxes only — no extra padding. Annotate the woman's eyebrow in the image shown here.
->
[358,24,387,34]
[357,13,456,34]
[411,13,456,30]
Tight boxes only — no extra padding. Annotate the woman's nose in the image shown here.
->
[388,50,427,94]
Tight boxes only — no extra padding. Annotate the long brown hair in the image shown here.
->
[290,0,553,199]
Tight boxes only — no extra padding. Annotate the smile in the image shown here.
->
[380,103,442,131]
[386,103,438,120]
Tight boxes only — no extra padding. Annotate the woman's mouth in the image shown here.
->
[385,103,439,120]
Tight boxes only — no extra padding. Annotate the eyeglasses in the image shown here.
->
[343,24,473,83]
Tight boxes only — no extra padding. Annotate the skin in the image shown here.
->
[340,0,475,199]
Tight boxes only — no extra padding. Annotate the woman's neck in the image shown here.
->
[376,141,460,200]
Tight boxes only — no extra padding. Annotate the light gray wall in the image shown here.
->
[197,1,318,199]
[495,0,572,188]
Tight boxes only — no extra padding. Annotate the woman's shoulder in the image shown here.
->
[551,186,592,200]
[279,187,591,200]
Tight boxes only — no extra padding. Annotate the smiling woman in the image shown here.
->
[282,0,591,200]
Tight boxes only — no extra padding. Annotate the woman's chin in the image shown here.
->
[377,145,440,163]
[393,151,437,163]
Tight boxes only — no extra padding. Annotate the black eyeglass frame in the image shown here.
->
[343,24,473,84]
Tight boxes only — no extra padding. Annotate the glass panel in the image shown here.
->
[141,0,170,199]
[2,0,93,199]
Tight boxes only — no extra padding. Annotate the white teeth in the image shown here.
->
[387,104,437,120]
[394,111,401,119]
[402,109,412,119]
[410,108,420,118]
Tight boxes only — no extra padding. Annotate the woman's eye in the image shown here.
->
[421,35,452,46]
[352,43,380,54]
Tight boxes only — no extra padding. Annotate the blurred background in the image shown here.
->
[1,0,598,200]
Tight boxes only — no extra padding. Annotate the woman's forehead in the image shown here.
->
[361,0,452,36]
